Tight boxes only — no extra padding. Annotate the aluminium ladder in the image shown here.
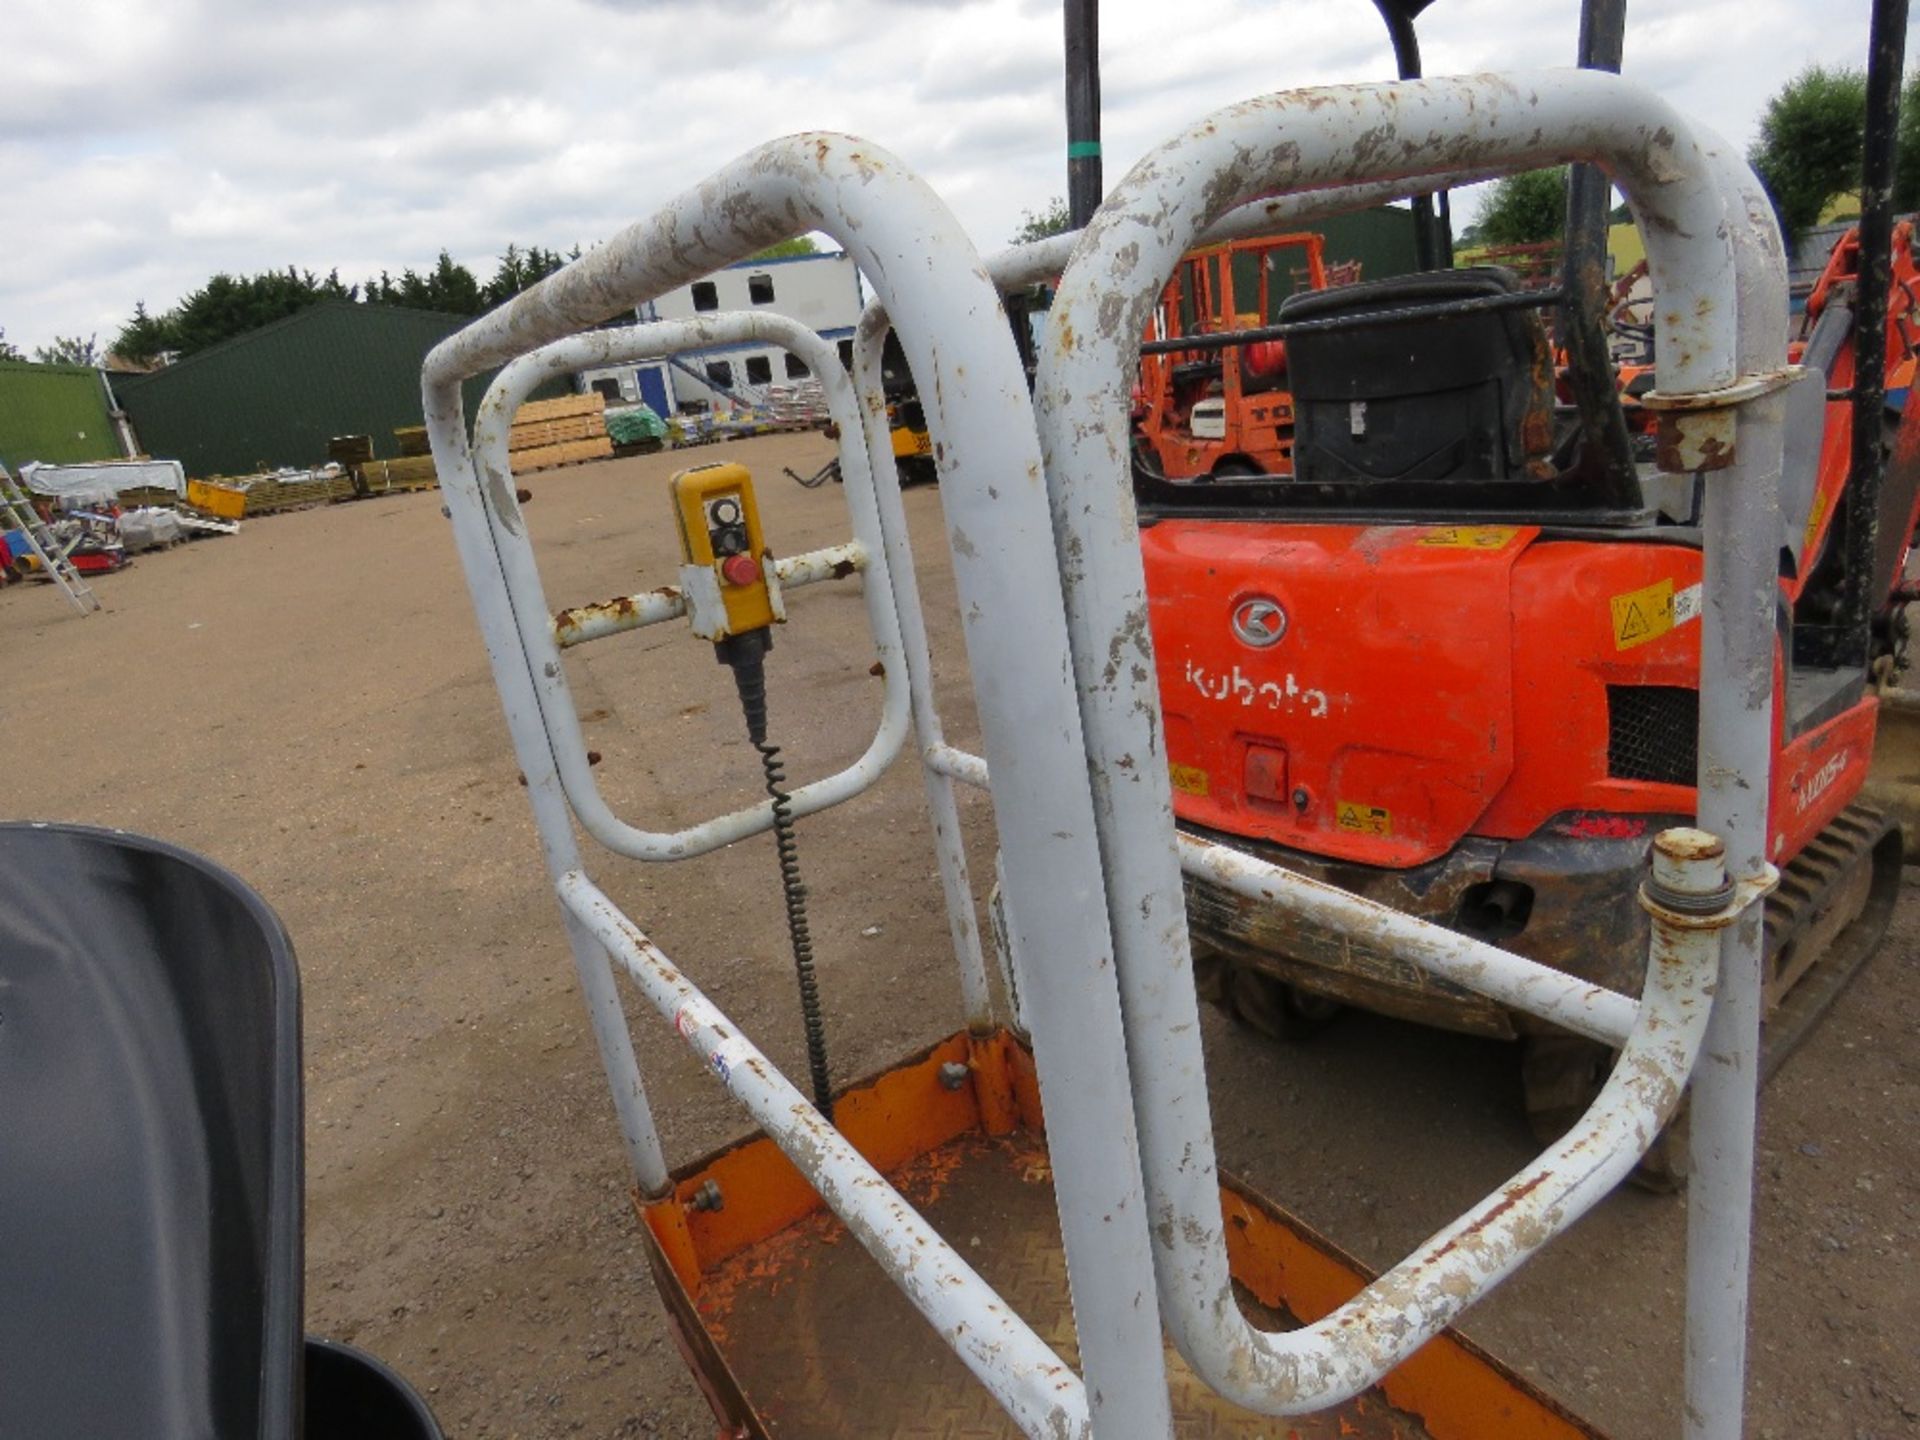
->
[0,464,99,614]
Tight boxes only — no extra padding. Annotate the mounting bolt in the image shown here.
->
[1291,786,1311,812]
[938,1061,970,1092]
[1646,827,1734,914]
[688,1179,724,1213]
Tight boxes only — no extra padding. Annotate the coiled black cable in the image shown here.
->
[721,633,833,1119]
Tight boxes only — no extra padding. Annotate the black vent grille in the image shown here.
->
[1607,686,1699,785]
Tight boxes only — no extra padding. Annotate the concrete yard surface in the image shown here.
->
[5,430,1915,1438]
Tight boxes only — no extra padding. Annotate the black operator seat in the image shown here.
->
[1280,266,1557,485]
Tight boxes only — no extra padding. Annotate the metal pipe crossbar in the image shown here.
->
[1134,288,1566,356]
[920,734,1645,1048]
[981,170,1507,295]
[551,540,869,648]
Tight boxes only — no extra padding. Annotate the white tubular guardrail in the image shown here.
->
[470,314,909,862]
[1676,126,1793,1440]
[848,305,997,1031]
[1034,71,1783,1418]
[422,133,1174,1438]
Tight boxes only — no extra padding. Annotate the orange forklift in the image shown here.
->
[1134,232,1331,479]
[1140,0,1920,1173]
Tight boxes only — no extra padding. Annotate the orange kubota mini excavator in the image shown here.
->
[1137,3,1920,1178]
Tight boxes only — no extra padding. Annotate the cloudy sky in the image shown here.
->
[2,0,1907,355]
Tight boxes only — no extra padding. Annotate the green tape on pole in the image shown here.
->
[1067,141,1102,159]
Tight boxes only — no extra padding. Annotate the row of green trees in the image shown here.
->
[1473,68,1920,250]
[109,242,581,365]
[0,327,100,366]
[95,235,821,367]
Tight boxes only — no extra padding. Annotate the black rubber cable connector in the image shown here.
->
[716,630,834,1121]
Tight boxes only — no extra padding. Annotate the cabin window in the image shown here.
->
[838,339,855,370]
[745,355,773,385]
[748,273,775,304]
[691,281,719,312]
[705,360,733,388]
[785,354,810,379]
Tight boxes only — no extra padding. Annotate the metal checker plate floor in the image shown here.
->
[695,1131,1435,1438]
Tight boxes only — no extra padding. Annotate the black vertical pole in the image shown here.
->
[1841,0,1909,662]
[1564,0,1626,275]
[1560,0,1639,505]
[1065,0,1102,229]
[1376,5,1438,271]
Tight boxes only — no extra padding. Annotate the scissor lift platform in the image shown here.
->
[638,1035,1603,1440]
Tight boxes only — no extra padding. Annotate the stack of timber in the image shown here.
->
[328,434,376,468]
[235,466,356,516]
[390,392,613,482]
[361,456,442,493]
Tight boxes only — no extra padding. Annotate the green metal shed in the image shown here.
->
[115,301,545,479]
[1309,205,1420,282]
[0,361,122,470]
[1226,205,1422,317]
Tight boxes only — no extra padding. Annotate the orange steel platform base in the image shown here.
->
[637,1031,1606,1439]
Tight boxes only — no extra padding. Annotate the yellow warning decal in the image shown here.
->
[1336,801,1392,836]
[1609,577,1705,650]
[1169,763,1210,797]
[1611,577,1674,649]
[1417,525,1521,550]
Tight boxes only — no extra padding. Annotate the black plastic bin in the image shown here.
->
[305,1337,445,1439]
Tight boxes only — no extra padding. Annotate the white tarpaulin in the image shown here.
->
[19,459,187,505]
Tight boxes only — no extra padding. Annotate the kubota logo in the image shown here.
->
[1793,749,1851,814]
[1231,596,1287,648]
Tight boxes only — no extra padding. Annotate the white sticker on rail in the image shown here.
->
[705,1035,754,1089]
[1672,582,1703,626]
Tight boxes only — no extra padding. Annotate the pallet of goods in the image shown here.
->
[361,456,442,493]
[394,391,608,454]
[229,467,356,517]
[389,392,612,484]
[509,436,614,471]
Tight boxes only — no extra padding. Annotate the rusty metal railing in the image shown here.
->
[424,69,1793,1440]
[467,312,910,862]
[423,133,1169,1438]
[1033,70,1787,1432]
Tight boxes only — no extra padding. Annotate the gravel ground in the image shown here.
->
[6,429,1914,1437]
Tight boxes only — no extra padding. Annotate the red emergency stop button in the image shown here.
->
[720,553,761,587]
